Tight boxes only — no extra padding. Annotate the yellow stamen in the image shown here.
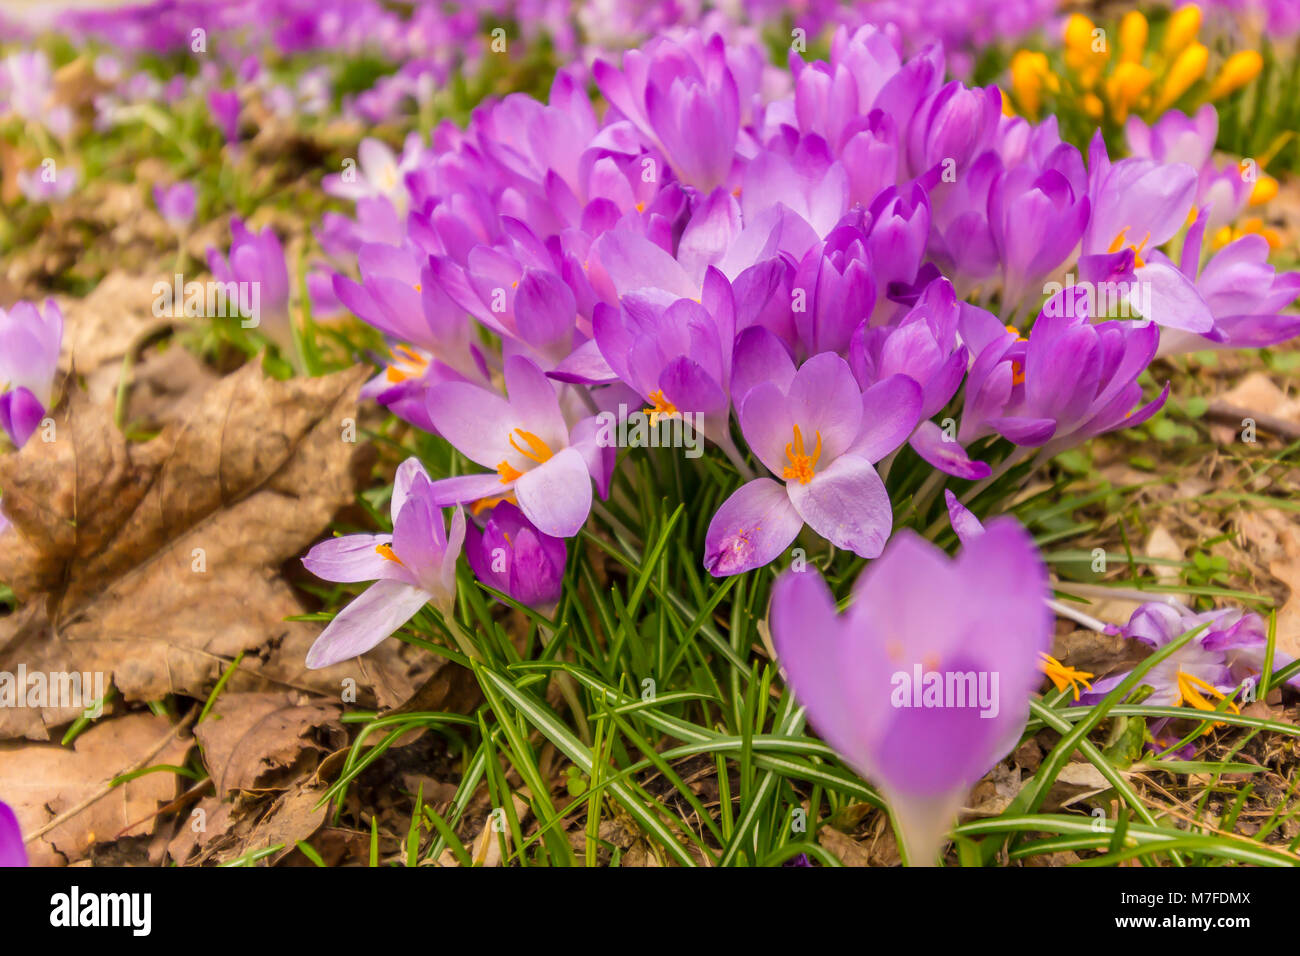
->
[1173,670,1240,733]
[643,389,680,426]
[1040,652,1094,701]
[496,428,554,484]
[375,542,404,566]
[470,492,518,515]
[781,424,822,485]
[1107,227,1152,268]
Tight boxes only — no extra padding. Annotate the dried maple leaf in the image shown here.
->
[0,362,376,737]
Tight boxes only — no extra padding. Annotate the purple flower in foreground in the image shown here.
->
[426,355,608,538]
[466,500,566,611]
[303,458,464,669]
[0,299,63,447]
[770,518,1051,864]
[153,181,196,229]
[0,799,25,867]
[704,353,921,576]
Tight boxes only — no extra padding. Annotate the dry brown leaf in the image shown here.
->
[0,362,370,737]
[0,712,190,865]
[193,692,344,795]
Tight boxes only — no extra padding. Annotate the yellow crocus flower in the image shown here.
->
[1154,42,1208,113]
[1119,10,1148,63]
[1206,49,1264,100]
[1163,5,1203,56]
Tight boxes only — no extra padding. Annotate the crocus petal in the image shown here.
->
[909,420,992,480]
[513,446,592,537]
[786,454,891,558]
[305,579,431,669]
[426,472,515,507]
[703,477,803,576]
[303,533,400,583]
[847,374,922,463]
[427,382,517,467]
[943,490,985,545]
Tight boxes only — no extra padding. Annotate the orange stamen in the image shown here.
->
[1040,652,1094,701]
[375,543,404,566]
[496,428,554,484]
[781,424,822,485]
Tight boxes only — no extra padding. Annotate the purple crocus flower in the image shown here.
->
[303,458,464,669]
[851,278,990,480]
[153,181,196,229]
[0,299,63,448]
[466,500,566,611]
[0,799,25,867]
[770,517,1052,864]
[959,287,1168,458]
[1125,104,1218,172]
[1154,210,1300,355]
[1079,601,1298,745]
[322,135,422,213]
[426,355,609,538]
[704,353,921,575]
[1078,133,1212,334]
[206,218,292,351]
[593,32,740,191]
[207,88,240,143]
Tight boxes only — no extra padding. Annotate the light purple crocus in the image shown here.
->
[206,218,292,352]
[303,458,464,669]
[153,181,196,229]
[593,32,740,191]
[0,299,63,448]
[466,500,566,611]
[959,287,1168,458]
[208,88,240,143]
[770,517,1052,865]
[0,799,25,867]
[704,352,921,576]
[1154,209,1300,355]
[1078,133,1212,334]
[425,355,608,538]
[322,135,422,213]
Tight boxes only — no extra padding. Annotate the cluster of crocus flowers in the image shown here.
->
[1009,6,1265,127]
[770,516,1052,865]
[0,299,63,449]
[302,21,1297,599]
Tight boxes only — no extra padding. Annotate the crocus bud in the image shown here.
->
[466,501,566,611]
[1206,50,1263,101]
[1163,5,1202,57]
[1119,10,1148,63]
[1156,42,1208,113]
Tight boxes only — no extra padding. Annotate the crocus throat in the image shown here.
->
[643,389,679,426]
[1005,324,1027,386]
[375,542,404,566]
[781,424,822,485]
[1107,227,1152,268]
[1040,652,1093,701]
[497,428,554,484]
[386,345,429,383]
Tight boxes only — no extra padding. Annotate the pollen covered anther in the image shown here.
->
[782,424,822,485]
